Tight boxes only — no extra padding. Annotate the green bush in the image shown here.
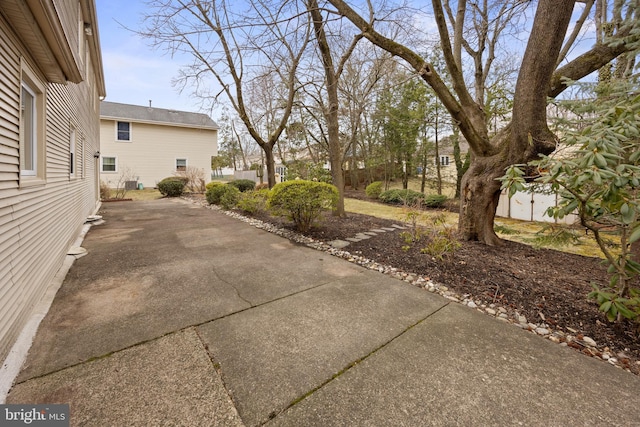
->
[206,183,240,208]
[268,180,339,232]
[365,181,383,199]
[228,179,256,192]
[424,194,448,208]
[206,183,230,205]
[236,189,270,214]
[205,181,225,191]
[379,189,426,206]
[157,177,187,197]
[219,185,240,209]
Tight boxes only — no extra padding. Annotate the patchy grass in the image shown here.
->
[124,188,163,201]
[385,177,457,198]
[345,197,609,259]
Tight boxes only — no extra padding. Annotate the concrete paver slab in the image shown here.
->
[328,240,351,249]
[207,243,364,306]
[16,258,252,382]
[8,329,243,427]
[17,199,355,382]
[353,233,371,240]
[197,272,447,426]
[6,198,640,427]
[270,303,640,426]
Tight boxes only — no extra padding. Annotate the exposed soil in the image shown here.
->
[244,189,640,375]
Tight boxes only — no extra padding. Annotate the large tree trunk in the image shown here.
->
[458,128,510,245]
[309,0,347,217]
[262,143,277,188]
[459,161,502,245]
[327,0,636,244]
[458,1,573,245]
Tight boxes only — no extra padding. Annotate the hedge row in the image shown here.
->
[205,180,338,232]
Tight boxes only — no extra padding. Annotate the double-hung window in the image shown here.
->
[116,121,131,141]
[176,158,187,171]
[101,156,117,172]
[20,62,46,184]
[20,83,37,175]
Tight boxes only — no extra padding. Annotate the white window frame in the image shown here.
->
[116,121,131,141]
[437,155,450,167]
[19,61,46,185]
[20,82,37,176]
[79,132,85,178]
[101,156,117,173]
[176,158,187,172]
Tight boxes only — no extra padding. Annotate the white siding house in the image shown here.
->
[99,102,219,189]
[0,0,105,364]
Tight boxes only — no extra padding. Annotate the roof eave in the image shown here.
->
[100,115,219,131]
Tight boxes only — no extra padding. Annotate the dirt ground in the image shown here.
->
[245,190,640,376]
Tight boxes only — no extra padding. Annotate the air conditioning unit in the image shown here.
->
[125,180,138,191]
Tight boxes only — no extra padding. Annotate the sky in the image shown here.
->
[95,0,201,115]
[94,1,596,120]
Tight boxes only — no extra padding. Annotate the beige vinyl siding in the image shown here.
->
[100,120,218,188]
[0,21,20,191]
[0,5,102,363]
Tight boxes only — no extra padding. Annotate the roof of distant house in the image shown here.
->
[100,101,219,130]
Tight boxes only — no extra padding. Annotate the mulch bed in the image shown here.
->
[243,189,640,375]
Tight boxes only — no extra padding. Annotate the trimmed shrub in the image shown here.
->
[206,183,240,209]
[365,181,383,199]
[424,194,448,208]
[268,180,338,232]
[236,189,270,214]
[379,189,426,206]
[228,179,256,192]
[205,181,225,191]
[157,177,187,197]
[206,183,228,205]
[219,185,240,209]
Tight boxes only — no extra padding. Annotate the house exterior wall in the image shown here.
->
[99,119,218,188]
[0,2,103,363]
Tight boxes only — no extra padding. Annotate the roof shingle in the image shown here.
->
[100,101,218,130]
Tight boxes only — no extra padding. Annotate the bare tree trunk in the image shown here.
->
[349,137,358,190]
[458,130,509,245]
[434,103,442,195]
[231,121,248,170]
[402,158,408,190]
[420,140,428,193]
[451,127,468,199]
[263,144,277,189]
[308,0,348,216]
[459,1,573,245]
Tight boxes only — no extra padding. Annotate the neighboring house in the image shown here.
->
[99,102,219,189]
[0,0,105,363]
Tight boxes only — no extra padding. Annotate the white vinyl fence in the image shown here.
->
[496,185,578,225]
